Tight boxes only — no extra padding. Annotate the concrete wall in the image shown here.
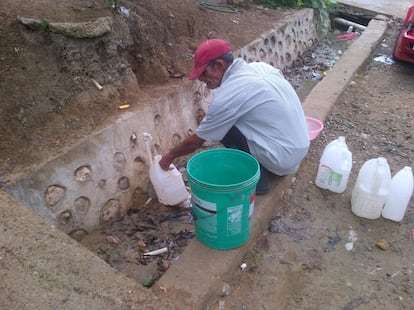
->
[4,8,327,237]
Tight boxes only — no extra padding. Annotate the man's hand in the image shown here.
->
[158,134,206,171]
[159,153,174,171]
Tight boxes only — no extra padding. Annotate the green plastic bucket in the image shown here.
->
[186,148,260,250]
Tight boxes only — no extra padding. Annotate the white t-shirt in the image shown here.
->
[196,58,310,175]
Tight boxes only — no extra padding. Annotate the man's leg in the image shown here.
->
[220,126,250,152]
[221,126,270,195]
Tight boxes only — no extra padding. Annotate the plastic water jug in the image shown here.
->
[382,166,414,222]
[149,154,189,205]
[315,136,352,193]
[351,157,391,220]
[143,132,189,206]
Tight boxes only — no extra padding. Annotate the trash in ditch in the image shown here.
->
[91,78,103,90]
[106,235,120,245]
[142,246,168,257]
[240,262,247,271]
[374,55,395,65]
[143,276,155,287]
[118,104,130,110]
[119,6,130,17]
[336,32,357,40]
[79,195,195,285]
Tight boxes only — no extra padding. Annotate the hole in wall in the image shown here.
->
[69,229,88,241]
[74,196,91,214]
[45,185,66,207]
[172,134,182,146]
[134,156,146,172]
[113,152,126,172]
[193,91,202,104]
[118,176,130,191]
[259,48,266,61]
[74,165,92,183]
[59,210,73,225]
[100,199,122,224]
[154,114,161,127]
[154,143,162,155]
[195,109,205,125]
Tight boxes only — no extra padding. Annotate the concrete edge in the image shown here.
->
[155,14,388,309]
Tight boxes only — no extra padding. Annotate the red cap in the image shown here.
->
[188,39,232,80]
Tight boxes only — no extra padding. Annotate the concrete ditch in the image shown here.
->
[0,7,388,310]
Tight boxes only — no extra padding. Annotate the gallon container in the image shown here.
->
[186,148,260,250]
[382,166,414,222]
[315,136,352,193]
[351,157,391,220]
[143,132,189,206]
[149,154,189,206]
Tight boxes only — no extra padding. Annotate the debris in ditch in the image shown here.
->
[333,17,366,32]
[106,235,120,245]
[142,246,168,256]
[240,262,247,271]
[91,78,103,90]
[143,276,155,287]
[118,104,130,110]
[336,32,357,40]
[374,55,395,65]
[79,197,195,285]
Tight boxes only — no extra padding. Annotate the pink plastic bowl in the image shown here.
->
[306,116,324,141]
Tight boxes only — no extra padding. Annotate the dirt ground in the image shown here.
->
[1,0,413,309]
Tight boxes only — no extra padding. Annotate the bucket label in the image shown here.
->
[249,193,256,218]
[227,205,243,235]
[318,165,343,186]
[192,194,217,212]
[192,194,218,235]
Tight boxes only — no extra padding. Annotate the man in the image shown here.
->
[159,39,310,194]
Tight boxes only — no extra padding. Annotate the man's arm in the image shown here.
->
[159,134,205,170]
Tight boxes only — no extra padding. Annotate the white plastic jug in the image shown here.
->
[143,132,189,206]
[382,166,414,222]
[149,154,189,206]
[351,157,391,220]
[315,136,352,193]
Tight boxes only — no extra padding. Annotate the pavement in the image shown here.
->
[1,1,412,309]
[339,0,414,19]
